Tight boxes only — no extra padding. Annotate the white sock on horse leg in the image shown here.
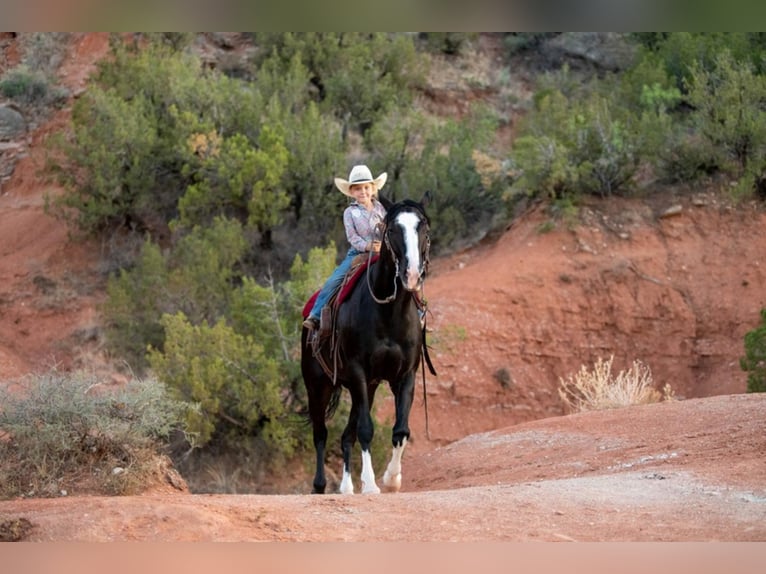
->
[383,437,407,492]
[360,450,380,494]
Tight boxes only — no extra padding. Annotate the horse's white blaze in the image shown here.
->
[382,437,407,492]
[396,212,422,291]
[360,449,381,494]
[339,467,354,495]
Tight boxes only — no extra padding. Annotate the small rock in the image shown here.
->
[0,518,34,542]
[660,205,683,218]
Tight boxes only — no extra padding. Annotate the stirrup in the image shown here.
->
[319,306,332,337]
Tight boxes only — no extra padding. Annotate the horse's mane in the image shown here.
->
[381,197,430,226]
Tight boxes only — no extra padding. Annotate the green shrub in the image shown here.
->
[147,312,293,457]
[420,32,477,55]
[635,33,759,94]
[0,66,68,108]
[0,370,190,498]
[512,72,678,200]
[687,50,766,176]
[0,67,48,100]
[0,34,70,111]
[367,105,504,252]
[103,217,249,373]
[657,131,720,183]
[503,33,556,56]
[740,308,766,393]
[253,33,425,137]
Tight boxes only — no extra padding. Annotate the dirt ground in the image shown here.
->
[1,33,765,543]
[1,393,765,542]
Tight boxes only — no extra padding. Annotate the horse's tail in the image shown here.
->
[325,384,343,420]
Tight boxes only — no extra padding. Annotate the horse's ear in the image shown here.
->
[420,190,433,209]
[378,193,393,210]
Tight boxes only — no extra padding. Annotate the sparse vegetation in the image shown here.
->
[0,33,70,111]
[430,324,468,352]
[740,308,766,393]
[0,370,192,498]
[493,367,512,389]
[4,32,766,496]
[558,356,673,413]
[0,65,68,109]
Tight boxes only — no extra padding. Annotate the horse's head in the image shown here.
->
[380,192,432,292]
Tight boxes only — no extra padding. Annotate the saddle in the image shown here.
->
[303,253,379,382]
[302,253,378,324]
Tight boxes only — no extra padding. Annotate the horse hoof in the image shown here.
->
[382,471,402,492]
[362,485,381,495]
[339,474,354,495]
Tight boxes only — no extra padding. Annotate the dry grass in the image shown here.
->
[0,370,190,499]
[558,355,674,413]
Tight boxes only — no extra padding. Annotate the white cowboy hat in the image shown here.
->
[334,164,387,197]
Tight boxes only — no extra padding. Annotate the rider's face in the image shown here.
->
[350,182,375,205]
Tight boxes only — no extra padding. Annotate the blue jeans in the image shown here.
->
[308,248,362,320]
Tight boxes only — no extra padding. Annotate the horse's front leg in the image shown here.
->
[339,399,359,495]
[383,372,415,492]
[344,375,381,494]
[359,382,382,494]
[382,437,407,492]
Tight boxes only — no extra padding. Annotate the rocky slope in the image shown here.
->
[1,33,765,515]
[2,33,762,428]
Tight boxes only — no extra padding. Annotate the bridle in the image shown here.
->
[365,204,436,439]
[366,209,430,305]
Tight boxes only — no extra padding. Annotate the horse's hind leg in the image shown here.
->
[307,379,333,494]
[339,401,358,494]
[341,378,381,495]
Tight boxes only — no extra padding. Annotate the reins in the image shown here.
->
[365,237,398,304]
[365,215,436,439]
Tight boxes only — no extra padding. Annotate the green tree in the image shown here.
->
[741,308,766,393]
[103,217,248,373]
[253,33,425,137]
[635,33,756,93]
[230,244,337,366]
[227,244,337,404]
[167,217,248,324]
[177,128,290,248]
[254,55,346,234]
[148,313,292,454]
[46,87,160,234]
[146,243,337,458]
[103,239,169,369]
[367,105,503,252]
[686,50,766,190]
[510,84,661,200]
[47,41,268,241]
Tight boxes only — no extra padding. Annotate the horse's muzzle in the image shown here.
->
[404,265,424,291]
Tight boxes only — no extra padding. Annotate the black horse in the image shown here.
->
[301,192,433,494]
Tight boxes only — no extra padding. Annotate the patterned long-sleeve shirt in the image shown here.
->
[343,199,387,253]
